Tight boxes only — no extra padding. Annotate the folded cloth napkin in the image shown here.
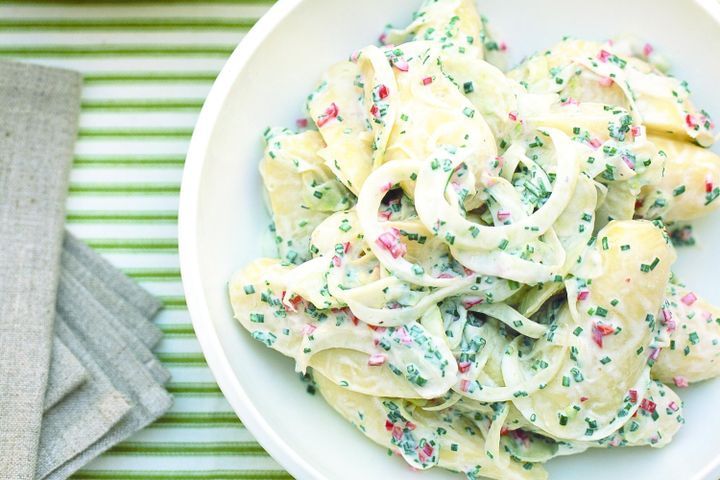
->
[0,60,80,480]
[0,60,173,480]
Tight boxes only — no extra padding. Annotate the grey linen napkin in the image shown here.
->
[0,59,173,480]
[0,60,81,479]
[37,234,173,480]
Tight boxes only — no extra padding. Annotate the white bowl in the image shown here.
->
[179,1,720,478]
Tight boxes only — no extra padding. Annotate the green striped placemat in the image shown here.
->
[0,2,292,478]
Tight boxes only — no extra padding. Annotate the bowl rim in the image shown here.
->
[177,1,324,479]
[179,1,720,479]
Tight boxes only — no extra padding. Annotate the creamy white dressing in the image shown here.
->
[229,1,720,478]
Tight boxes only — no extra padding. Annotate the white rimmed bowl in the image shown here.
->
[179,1,720,478]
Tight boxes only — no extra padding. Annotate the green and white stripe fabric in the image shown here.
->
[0,2,292,479]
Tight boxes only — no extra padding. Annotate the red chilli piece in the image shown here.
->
[508,111,518,122]
[673,376,689,388]
[317,102,339,127]
[681,292,697,306]
[588,137,602,149]
[376,228,407,259]
[296,118,308,128]
[686,114,699,129]
[599,76,613,87]
[421,443,434,458]
[458,361,472,373]
[580,396,589,402]
[597,49,612,62]
[302,324,317,336]
[500,426,510,436]
[385,420,394,431]
[422,76,433,86]
[368,353,387,366]
[378,84,389,99]
[640,398,656,414]
[370,104,381,119]
[643,43,654,57]
[628,389,638,403]
[577,290,590,301]
[392,57,409,72]
[706,174,714,193]
[459,379,472,392]
[592,323,615,347]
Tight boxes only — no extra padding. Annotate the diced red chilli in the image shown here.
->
[332,255,342,267]
[622,156,635,170]
[681,292,697,306]
[673,376,689,388]
[686,114,698,128]
[463,266,474,277]
[630,125,645,137]
[378,210,392,220]
[662,308,672,323]
[302,324,316,336]
[628,389,638,403]
[458,361,472,373]
[370,104,380,118]
[296,118,308,128]
[592,323,615,347]
[396,328,413,345]
[422,76,433,86]
[640,398,656,413]
[706,174,714,193]
[459,379,472,392]
[561,97,579,106]
[668,401,680,412]
[499,41,508,51]
[379,32,387,44]
[392,57,409,71]
[588,137,602,149]
[508,111,518,121]
[406,421,416,430]
[500,426,510,436]
[392,425,403,441]
[317,102,339,127]
[599,76,613,87]
[643,43,654,57]
[378,84,389,99]
[385,420,394,431]
[597,49,611,62]
[376,228,407,258]
[342,242,351,253]
[422,443,434,457]
[511,429,531,448]
[437,272,454,279]
[577,290,590,301]
[497,210,511,221]
[580,396,589,402]
[648,348,661,361]
[368,353,387,366]
[462,297,483,309]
